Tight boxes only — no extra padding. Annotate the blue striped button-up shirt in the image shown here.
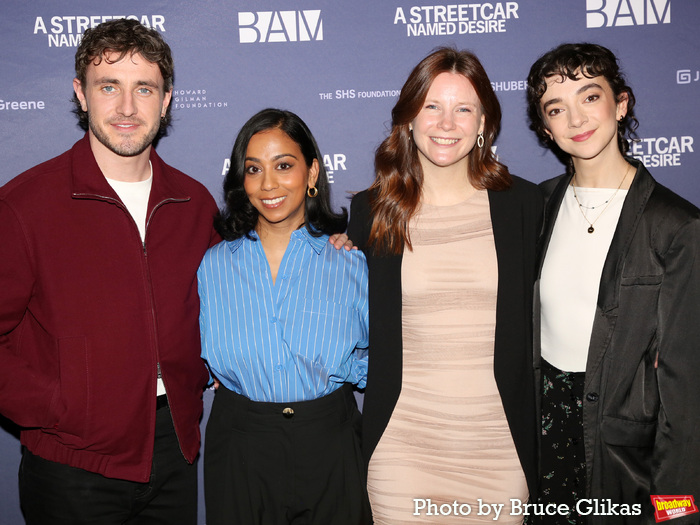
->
[198,228,369,402]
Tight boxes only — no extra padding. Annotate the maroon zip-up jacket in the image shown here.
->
[0,135,220,482]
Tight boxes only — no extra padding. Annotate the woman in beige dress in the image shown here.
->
[348,47,541,523]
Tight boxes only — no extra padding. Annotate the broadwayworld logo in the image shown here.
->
[586,0,670,28]
[238,10,323,43]
[650,495,698,522]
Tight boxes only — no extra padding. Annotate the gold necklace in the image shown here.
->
[571,163,632,234]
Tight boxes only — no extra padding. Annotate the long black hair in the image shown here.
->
[215,108,347,241]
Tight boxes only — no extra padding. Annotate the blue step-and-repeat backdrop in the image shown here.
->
[1,1,698,523]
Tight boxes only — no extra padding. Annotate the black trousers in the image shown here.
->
[19,401,197,525]
[204,384,371,525]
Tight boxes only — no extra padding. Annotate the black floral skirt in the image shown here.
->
[530,359,587,525]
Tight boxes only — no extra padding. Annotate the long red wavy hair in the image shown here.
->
[368,47,512,255]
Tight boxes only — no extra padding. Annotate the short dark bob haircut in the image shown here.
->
[527,42,638,163]
[215,108,347,241]
[73,18,174,133]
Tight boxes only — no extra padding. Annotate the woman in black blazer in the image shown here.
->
[348,47,542,524]
[527,43,700,524]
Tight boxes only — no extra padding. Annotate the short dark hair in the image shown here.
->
[216,108,347,241]
[73,18,174,133]
[526,42,638,158]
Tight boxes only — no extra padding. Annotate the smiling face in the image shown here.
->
[539,73,627,165]
[243,127,319,235]
[410,72,485,176]
[73,51,172,160]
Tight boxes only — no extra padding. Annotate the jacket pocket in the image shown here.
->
[620,274,662,286]
[601,415,656,447]
[54,336,89,439]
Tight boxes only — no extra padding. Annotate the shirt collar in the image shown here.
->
[294,227,327,254]
[226,227,327,255]
[70,133,190,203]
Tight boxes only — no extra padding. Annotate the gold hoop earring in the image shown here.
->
[307,186,318,198]
[477,132,484,148]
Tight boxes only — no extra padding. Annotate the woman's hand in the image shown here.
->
[329,233,356,251]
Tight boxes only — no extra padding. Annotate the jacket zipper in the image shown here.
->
[142,197,191,461]
[73,192,191,465]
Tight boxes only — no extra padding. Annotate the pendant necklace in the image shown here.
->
[571,163,632,234]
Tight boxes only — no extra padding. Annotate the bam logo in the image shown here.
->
[238,10,323,43]
[586,0,670,28]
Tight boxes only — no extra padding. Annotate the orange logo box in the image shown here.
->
[651,495,698,523]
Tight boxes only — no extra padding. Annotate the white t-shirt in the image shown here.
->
[105,171,153,243]
[540,184,628,372]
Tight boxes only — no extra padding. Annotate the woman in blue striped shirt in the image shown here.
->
[197,108,371,525]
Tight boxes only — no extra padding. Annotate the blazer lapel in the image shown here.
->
[488,188,512,267]
[537,175,571,278]
[488,187,528,378]
[488,187,521,307]
[585,162,655,385]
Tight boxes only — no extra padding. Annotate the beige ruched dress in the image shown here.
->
[367,190,527,524]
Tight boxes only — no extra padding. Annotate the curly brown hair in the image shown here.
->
[72,18,174,133]
[526,42,638,167]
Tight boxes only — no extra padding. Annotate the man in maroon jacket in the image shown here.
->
[0,19,219,524]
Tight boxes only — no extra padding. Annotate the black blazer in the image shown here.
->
[348,175,542,499]
[535,160,700,524]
